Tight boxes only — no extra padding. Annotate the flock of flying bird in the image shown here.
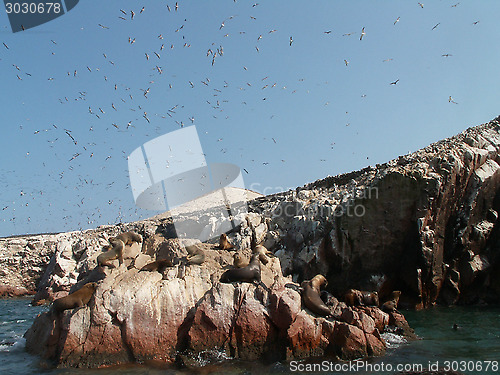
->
[1,1,479,236]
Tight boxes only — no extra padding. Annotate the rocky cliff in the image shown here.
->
[24,238,410,368]
[3,116,500,367]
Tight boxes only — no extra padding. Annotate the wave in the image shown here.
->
[380,332,407,349]
[0,337,26,352]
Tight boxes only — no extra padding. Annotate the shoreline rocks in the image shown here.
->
[24,238,414,368]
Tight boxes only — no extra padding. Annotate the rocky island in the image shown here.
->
[2,116,500,369]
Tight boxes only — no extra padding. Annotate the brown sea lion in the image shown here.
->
[343,288,379,306]
[97,238,125,267]
[220,253,261,283]
[233,253,249,268]
[253,245,272,265]
[111,231,143,246]
[219,233,234,250]
[381,290,401,312]
[301,275,332,317]
[140,259,173,272]
[185,244,205,265]
[51,282,97,314]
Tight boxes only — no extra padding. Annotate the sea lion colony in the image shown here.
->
[50,231,401,320]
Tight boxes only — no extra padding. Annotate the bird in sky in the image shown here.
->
[418,2,424,8]
[432,23,440,30]
[390,79,400,85]
[394,17,400,25]
[360,27,366,40]
[289,36,293,46]
[449,96,458,104]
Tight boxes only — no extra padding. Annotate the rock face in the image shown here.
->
[25,238,406,368]
[7,117,500,366]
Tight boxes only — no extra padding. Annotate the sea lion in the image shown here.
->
[51,282,97,314]
[220,253,261,283]
[219,233,234,250]
[233,252,249,268]
[343,288,379,306]
[381,290,401,312]
[186,244,205,265]
[301,275,332,317]
[111,231,143,246]
[253,245,272,265]
[140,259,172,272]
[97,238,125,267]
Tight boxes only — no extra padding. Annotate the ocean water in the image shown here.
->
[1,298,498,375]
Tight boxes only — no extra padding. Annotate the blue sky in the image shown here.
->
[1,0,499,237]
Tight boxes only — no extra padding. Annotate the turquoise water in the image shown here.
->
[1,298,499,374]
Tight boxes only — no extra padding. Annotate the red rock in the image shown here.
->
[358,311,376,334]
[0,284,31,297]
[287,310,324,358]
[365,331,386,356]
[269,287,301,331]
[332,322,367,360]
[362,306,389,331]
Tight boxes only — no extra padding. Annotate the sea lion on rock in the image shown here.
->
[344,288,379,306]
[111,231,143,246]
[301,275,332,317]
[140,259,173,272]
[219,233,234,250]
[185,244,205,265]
[381,290,401,312]
[233,252,249,268]
[97,238,125,267]
[51,282,97,314]
[253,245,272,265]
[220,253,261,283]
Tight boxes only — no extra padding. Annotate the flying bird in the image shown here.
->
[394,17,400,25]
[360,27,366,40]
[289,36,293,46]
[432,23,440,30]
[390,79,400,85]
